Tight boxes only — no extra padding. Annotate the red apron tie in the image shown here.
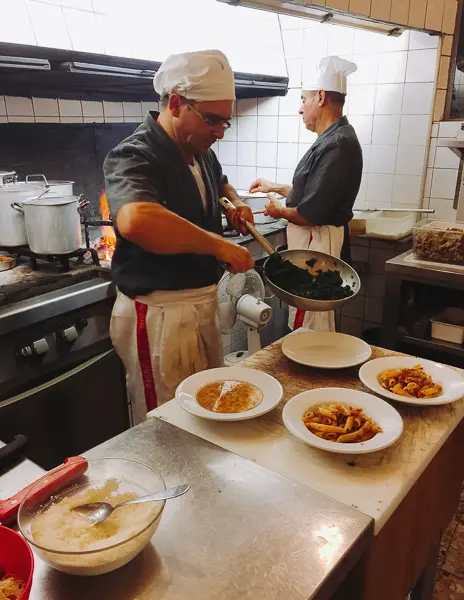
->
[135,301,158,411]
[293,231,313,330]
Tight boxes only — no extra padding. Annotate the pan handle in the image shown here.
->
[77,194,89,213]
[10,202,24,214]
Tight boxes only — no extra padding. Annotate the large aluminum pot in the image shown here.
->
[26,174,74,197]
[11,195,86,254]
[0,183,46,246]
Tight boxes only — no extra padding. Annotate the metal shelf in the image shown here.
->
[398,334,464,358]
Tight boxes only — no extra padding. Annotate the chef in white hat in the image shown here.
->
[249,56,363,332]
[104,49,254,424]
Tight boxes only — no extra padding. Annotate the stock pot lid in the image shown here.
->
[23,195,79,206]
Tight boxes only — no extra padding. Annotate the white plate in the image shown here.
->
[359,357,464,406]
[282,332,372,369]
[175,367,283,421]
[283,387,403,454]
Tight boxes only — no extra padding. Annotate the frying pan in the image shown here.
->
[219,198,360,312]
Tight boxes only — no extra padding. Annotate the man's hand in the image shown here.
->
[225,204,254,234]
[214,239,254,274]
[249,178,275,194]
[264,194,283,219]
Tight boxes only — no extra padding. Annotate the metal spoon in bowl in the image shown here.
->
[72,483,190,525]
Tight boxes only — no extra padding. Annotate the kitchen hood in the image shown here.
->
[0,43,288,101]
[218,0,420,35]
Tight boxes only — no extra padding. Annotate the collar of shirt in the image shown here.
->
[311,115,349,152]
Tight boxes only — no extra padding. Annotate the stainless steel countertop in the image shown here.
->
[1,419,372,600]
[385,250,464,289]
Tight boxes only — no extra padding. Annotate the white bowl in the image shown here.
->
[283,387,403,454]
[176,367,283,421]
[282,331,372,369]
[359,356,464,406]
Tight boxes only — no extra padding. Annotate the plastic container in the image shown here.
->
[351,211,415,239]
[0,526,34,600]
[412,219,464,265]
[431,308,464,344]
[18,457,166,576]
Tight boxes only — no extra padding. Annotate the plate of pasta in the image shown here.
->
[283,387,403,454]
[359,357,464,406]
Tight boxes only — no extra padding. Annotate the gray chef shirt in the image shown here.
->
[287,116,362,227]
[104,111,227,297]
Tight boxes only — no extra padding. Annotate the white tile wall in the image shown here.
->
[405,49,439,83]
[257,116,278,142]
[238,116,258,142]
[238,142,257,166]
[395,146,427,176]
[26,1,72,49]
[402,83,434,115]
[32,97,59,117]
[0,12,442,214]
[392,175,422,205]
[0,96,152,124]
[398,115,429,146]
[431,168,458,199]
[369,145,397,174]
[434,146,460,169]
[372,115,400,145]
[257,143,278,167]
[374,84,404,115]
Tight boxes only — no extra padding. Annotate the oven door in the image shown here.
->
[0,349,130,470]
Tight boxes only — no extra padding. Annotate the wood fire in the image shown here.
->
[94,192,116,262]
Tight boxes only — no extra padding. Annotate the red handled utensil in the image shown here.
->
[0,456,88,526]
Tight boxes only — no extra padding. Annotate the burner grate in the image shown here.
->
[0,245,100,271]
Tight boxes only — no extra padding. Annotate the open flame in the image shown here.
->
[95,192,116,262]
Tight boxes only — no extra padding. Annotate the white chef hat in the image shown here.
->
[153,49,235,102]
[303,55,357,95]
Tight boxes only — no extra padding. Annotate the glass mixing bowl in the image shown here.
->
[18,457,166,576]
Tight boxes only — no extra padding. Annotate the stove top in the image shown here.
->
[0,255,110,307]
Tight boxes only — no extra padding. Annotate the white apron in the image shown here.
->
[110,285,223,425]
[287,222,344,332]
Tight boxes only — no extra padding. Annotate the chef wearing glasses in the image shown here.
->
[104,50,254,424]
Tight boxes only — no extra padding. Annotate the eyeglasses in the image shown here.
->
[187,103,232,132]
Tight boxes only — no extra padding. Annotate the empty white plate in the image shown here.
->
[282,332,372,369]
[176,367,283,421]
[359,356,464,406]
[283,387,403,454]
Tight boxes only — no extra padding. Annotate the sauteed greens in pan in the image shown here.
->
[266,254,354,301]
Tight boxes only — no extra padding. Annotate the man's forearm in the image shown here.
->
[222,182,245,207]
[279,206,312,226]
[116,202,222,256]
[272,183,292,198]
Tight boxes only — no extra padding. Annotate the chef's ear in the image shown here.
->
[318,90,326,107]
[168,93,183,117]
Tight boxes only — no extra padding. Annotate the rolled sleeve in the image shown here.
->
[103,144,163,217]
[296,143,348,226]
